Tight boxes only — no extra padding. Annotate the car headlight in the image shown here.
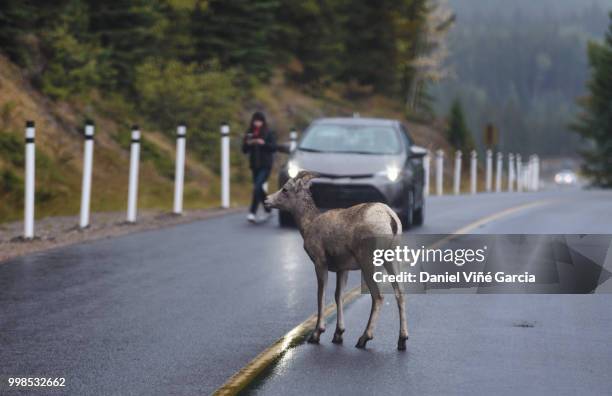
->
[386,166,401,182]
[288,161,301,178]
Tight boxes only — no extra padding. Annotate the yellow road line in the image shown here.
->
[213,286,362,396]
[428,199,554,250]
[452,199,554,235]
[212,198,553,395]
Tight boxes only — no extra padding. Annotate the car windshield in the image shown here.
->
[299,124,401,155]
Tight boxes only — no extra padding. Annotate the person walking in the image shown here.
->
[242,111,276,223]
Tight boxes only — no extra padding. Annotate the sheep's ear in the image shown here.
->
[302,177,314,189]
[295,170,310,180]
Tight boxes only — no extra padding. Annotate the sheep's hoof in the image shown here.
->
[307,334,319,344]
[355,334,372,349]
[332,331,344,344]
[307,330,322,344]
[397,336,408,351]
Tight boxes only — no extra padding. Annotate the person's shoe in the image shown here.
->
[247,213,256,223]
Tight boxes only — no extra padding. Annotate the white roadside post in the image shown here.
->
[529,155,535,191]
[79,121,95,228]
[173,124,187,215]
[423,151,431,196]
[126,126,141,223]
[508,153,515,192]
[516,154,523,192]
[289,128,298,152]
[526,164,532,191]
[470,150,477,195]
[485,149,493,192]
[524,156,531,191]
[24,121,36,239]
[220,123,230,209]
[453,150,462,195]
[533,155,540,191]
[495,152,503,193]
[436,149,444,196]
[528,154,535,191]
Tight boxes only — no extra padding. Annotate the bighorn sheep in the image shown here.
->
[264,171,408,350]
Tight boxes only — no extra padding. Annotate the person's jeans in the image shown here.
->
[250,167,271,214]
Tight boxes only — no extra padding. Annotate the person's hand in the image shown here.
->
[245,138,264,145]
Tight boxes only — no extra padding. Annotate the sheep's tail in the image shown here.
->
[386,207,402,236]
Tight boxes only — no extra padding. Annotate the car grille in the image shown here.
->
[311,183,386,209]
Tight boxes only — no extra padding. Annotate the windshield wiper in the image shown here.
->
[334,150,384,155]
[299,148,390,155]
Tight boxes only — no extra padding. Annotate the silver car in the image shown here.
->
[277,117,427,228]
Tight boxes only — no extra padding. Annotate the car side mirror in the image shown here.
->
[409,145,427,158]
[277,142,291,154]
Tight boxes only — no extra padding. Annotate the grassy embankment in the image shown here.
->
[0,56,452,224]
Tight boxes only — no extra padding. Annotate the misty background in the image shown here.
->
[433,0,612,157]
[1,0,611,221]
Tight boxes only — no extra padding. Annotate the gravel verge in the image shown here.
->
[0,207,244,263]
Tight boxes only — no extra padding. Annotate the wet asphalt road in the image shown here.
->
[251,189,612,395]
[1,189,611,395]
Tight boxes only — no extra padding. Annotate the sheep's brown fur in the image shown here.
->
[265,171,408,350]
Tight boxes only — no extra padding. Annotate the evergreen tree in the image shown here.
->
[0,0,438,115]
[39,0,113,99]
[86,0,165,92]
[447,98,475,153]
[157,1,197,62]
[0,1,33,66]
[572,12,612,187]
[192,0,279,79]
[0,0,68,70]
[274,0,346,85]
[341,0,397,92]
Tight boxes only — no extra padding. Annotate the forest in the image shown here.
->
[0,0,450,220]
[434,0,612,156]
[1,0,611,222]
[0,0,437,114]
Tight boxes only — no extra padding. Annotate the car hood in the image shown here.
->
[292,150,403,177]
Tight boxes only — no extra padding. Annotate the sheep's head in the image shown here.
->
[264,171,319,212]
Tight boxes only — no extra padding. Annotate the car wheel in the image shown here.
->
[412,203,424,226]
[401,190,414,229]
[278,210,295,227]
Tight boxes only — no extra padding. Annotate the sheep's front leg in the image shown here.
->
[332,270,348,344]
[307,266,328,344]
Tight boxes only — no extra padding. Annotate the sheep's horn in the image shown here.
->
[296,171,320,182]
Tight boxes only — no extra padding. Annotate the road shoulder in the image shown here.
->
[0,207,243,263]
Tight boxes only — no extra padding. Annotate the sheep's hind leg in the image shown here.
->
[383,262,408,350]
[332,270,348,344]
[307,266,328,344]
[356,262,383,349]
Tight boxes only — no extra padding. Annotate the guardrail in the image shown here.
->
[424,148,540,197]
[19,120,240,239]
[18,120,539,239]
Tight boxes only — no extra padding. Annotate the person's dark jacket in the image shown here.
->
[242,128,277,169]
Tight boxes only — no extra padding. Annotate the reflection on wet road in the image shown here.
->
[1,189,611,394]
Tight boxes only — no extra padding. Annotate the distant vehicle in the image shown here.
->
[277,117,427,228]
[554,170,577,186]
